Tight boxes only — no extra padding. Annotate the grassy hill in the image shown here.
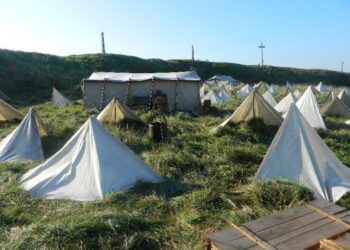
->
[1,49,350,103]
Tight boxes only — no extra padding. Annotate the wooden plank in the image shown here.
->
[246,246,264,250]
[275,222,349,249]
[306,204,350,229]
[319,239,344,250]
[211,241,242,250]
[255,211,324,241]
[268,209,350,246]
[308,199,334,209]
[230,224,275,250]
[208,228,244,244]
[267,217,333,246]
[243,206,312,233]
[331,232,350,249]
[323,204,348,215]
[225,236,259,249]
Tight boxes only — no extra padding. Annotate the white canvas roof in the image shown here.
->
[237,84,253,97]
[0,99,24,122]
[206,75,238,84]
[293,89,301,98]
[0,108,44,163]
[52,87,73,106]
[321,97,350,116]
[274,92,297,117]
[202,90,224,104]
[20,116,163,201]
[255,104,350,202]
[262,90,277,107]
[286,81,293,90]
[296,86,326,129]
[97,97,144,124]
[86,71,200,82]
[218,88,231,102]
[269,84,279,94]
[338,88,350,108]
[254,81,270,91]
[213,90,283,132]
[315,82,329,93]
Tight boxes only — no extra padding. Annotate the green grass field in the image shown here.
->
[0,88,350,249]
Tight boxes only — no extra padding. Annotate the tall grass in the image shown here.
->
[0,92,349,249]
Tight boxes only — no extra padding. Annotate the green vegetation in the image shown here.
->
[1,89,350,249]
[1,49,350,103]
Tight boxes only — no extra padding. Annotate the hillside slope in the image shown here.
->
[0,49,349,102]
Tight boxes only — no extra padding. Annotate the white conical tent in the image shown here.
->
[0,108,45,163]
[213,90,282,132]
[202,90,223,104]
[296,86,326,129]
[274,92,297,118]
[293,90,301,98]
[253,81,270,92]
[255,105,350,202]
[200,85,205,99]
[315,82,329,93]
[0,99,24,122]
[237,84,253,98]
[97,97,144,124]
[269,84,279,94]
[286,81,293,90]
[338,89,350,108]
[325,90,336,104]
[321,97,350,116]
[344,87,350,96]
[218,88,231,102]
[52,87,73,106]
[262,90,277,107]
[205,75,238,87]
[20,116,163,201]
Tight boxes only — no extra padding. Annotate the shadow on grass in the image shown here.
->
[126,179,196,199]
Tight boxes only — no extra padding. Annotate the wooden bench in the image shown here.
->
[207,199,350,250]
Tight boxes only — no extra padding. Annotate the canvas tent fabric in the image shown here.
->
[338,89,350,108]
[0,99,24,122]
[97,97,144,124]
[253,81,270,92]
[237,84,253,98]
[202,90,223,104]
[262,90,277,107]
[52,87,74,106]
[0,108,45,163]
[269,84,279,94]
[213,90,283,132]
[325,90,336,104]
[218,88,231,102]
[294,90,301,98]
[311,86,321,95]
[344,87,350,96]
[321,97,350,116]
[83,71,201,111]
[205,75,238,87]
[255,104,350,202]
[286,81,293,90]
[296,86,326,129]
[315,82,329,93]
[20,116,163,201]
[274,92,297,118]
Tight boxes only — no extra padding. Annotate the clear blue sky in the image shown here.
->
[1,0,349,72]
